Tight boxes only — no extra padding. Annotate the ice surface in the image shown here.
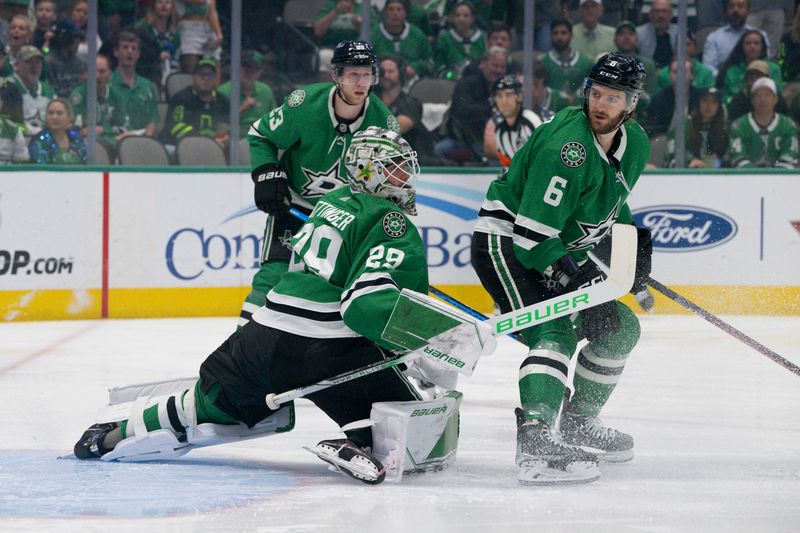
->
[1,315,799,532]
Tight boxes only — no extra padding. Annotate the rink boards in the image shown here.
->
[1,168,798,321]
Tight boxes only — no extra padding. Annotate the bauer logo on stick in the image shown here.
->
[561,142,586,167]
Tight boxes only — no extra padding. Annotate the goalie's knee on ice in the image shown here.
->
[590,303,640,358]
[369,391,463,482]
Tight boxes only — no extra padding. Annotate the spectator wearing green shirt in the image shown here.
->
[542,19,594,109]
[570,0,616,60]
[433,1,486,78]
[655,31,715,91]
[109,32,159,138]
[314,0,373,49]
[370,0,433,81]
[70,54,125,155]
[218,50,276,138]
[715,29,782,105]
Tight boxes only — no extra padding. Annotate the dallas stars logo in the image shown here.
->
[382,212,406,238]
[278,230,294,250]
[560,141,586,168]
[301,161,346,197]
[287,89,305,108]
[568,201,620,250]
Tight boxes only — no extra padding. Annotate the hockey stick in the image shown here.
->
[486,224,638,336]
[646,277,800,378]
[265,351,420,409]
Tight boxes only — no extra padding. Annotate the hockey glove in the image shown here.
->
[631,226,653,294]
[252,164,291,216]
[550,255,621,343]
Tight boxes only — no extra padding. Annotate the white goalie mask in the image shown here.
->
[344,127,420,215]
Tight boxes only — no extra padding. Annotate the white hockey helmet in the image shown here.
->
[344,127,419,215]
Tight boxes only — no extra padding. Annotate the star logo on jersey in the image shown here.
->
[287,89,305,108]
[383,212,407,238]
[560,142,586,168]
[300,161,345,198]
[278,230,294,250]
[568,201,621,250]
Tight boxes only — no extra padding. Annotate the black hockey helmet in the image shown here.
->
[491,74,522,96]
[583,53,646,125]
[583,52,646,100]
[331,40,379,86]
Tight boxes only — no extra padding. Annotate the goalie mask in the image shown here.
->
[344,127,420,215]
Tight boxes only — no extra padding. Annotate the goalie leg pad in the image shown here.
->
[97,379,295,462]
[370,391,463,482]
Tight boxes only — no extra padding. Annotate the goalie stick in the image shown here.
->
[265,225,637,409]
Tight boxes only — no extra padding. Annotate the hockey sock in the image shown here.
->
[120,390,191,440]
[570,345,629,417]
[518,342,572,425]
[570,303,640,416]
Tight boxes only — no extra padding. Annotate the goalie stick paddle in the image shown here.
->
[646,277,800,378]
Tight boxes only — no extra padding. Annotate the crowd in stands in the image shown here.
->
[1,0,799,168]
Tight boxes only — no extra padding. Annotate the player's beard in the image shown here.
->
[589,107,627,134]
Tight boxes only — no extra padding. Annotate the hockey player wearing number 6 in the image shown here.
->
[72,128,493,484]
[240,40,399,327]
[472,53,654,485]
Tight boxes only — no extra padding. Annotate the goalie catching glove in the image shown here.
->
[252,163,291,216]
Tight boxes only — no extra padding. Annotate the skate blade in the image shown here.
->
[57,450,77,460]
[517,460,600,486]
[302,446,379,482]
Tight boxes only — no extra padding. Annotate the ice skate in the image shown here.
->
[559,411,634,463]
[515,408,599,485]
[304,439,386,485]
[73,423,119,459]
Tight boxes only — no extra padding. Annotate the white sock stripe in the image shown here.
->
[575,365,621,385]
[519,364,568,383]
[582,346,628,368]
[528,348,571,368]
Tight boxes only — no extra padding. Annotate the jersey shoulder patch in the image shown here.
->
[287,89,306,108]
[382,211,407,238]
[560,141,586,168]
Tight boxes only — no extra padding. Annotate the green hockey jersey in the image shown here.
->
[474,107,650,273]
[371,22,433,77]
[727,112,798,169]
[252,187,428,348]
[248,82,399,209]
[542,50,595,99]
